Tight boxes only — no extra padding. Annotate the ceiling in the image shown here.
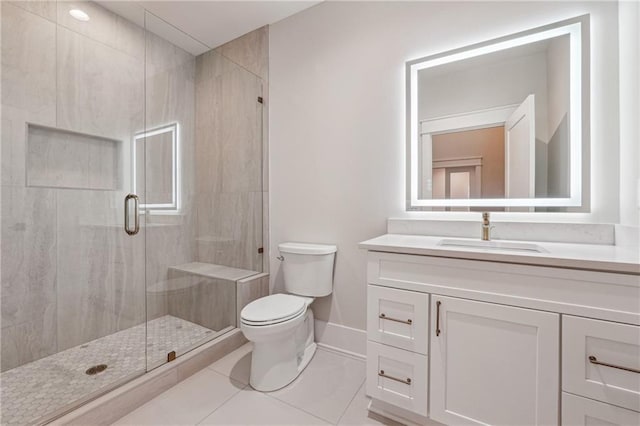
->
[98,1,321,56]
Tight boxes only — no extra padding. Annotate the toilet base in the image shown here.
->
[248,310,316,392]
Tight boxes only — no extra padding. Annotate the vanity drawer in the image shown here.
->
[563,316,640,411]
[366,341,428,417]
[562,392,640,426]
[367,285,429,354]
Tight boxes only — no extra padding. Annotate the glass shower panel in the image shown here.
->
[142,12,214,369]
[0,2,147,424]
[144,12,264,370]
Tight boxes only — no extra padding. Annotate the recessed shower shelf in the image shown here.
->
[26,123,122,191]
[169,262,258,282]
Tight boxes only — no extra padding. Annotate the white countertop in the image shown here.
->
[359,234,640,275]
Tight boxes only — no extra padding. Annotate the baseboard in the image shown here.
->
[368,398,438,426]
[314,319,366,359]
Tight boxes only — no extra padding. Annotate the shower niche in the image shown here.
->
[26,124,123,191]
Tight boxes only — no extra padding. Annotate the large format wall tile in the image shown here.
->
[55,190,146,351]
[166,272,236,332]
[0,186,58,371]
[1,3,56,120]
[57,0,145,60]
[195,51,262,194]
[56,26,144,143]
[195,42,265,273]
[1,4,57,186]
[219,26,269,82]
[195,191,263,271]
[8,1,56,21]
[0,311,57,372]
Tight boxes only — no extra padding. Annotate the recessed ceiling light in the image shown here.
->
[69,9,90,22]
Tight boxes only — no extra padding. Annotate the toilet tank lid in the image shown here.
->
[278,242,337,255]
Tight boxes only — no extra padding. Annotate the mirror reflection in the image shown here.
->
[407,17,586,210]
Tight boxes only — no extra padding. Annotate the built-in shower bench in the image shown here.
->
[169,262,259,281]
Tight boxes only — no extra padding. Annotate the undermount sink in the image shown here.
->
[438,238,547,253]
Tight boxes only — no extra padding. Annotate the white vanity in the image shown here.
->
[360,233,640,426]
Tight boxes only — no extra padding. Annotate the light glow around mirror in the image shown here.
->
[132,123,181,213]
[407,18,584,209]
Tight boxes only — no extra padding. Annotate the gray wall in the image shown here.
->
[1,1,147,370]
[1,1,268,372]
[194,27,268,273]
[0,0,197,370]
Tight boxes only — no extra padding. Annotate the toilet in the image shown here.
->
[240,242,337,392]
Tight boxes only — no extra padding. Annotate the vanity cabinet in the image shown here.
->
[362,249,640,426]
[429,296,559,426]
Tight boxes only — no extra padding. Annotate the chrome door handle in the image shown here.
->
[589,356,640,374]
[379,370,412,385]
[124,194,140,235]
[379,313,412,324]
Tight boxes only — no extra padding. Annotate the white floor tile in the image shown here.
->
[198,388,330,425]
[268,349,366,424]
[337,384,403,426]
[114,369,244,425]
[208,342,253,385]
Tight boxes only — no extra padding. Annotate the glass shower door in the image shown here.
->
[1,2,147,424]
[142,11,265,370]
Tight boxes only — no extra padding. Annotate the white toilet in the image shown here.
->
[240,242,337,392]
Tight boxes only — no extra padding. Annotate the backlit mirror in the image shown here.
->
[133,123,180,212]
[406,16,588,211]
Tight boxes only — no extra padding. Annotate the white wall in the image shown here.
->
[618,1,640,228]
[269,1,621,331]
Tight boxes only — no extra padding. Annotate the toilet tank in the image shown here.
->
[278,242,337,297]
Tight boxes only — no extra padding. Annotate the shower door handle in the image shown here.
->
[124,194,140,235]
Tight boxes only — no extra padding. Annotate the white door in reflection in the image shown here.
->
[505,95,535,199]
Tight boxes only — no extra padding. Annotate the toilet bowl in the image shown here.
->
[240,242,337,392]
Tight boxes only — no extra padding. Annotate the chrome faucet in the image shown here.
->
[481,212,492,241]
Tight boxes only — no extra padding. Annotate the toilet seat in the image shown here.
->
[241,294,309,326]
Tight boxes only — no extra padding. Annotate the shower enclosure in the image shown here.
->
[1,2,265,424]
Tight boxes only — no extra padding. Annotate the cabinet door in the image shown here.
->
[429,295,560,426]
[562,392,640,426]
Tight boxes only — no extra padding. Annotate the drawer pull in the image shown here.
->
[379,370,412,385]
[379,313,412,325]
[588,356,640,374]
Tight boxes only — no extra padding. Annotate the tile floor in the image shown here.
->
[114,344,400,425]
[0,316,219,425]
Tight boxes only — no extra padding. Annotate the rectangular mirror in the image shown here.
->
[406,16,588,211]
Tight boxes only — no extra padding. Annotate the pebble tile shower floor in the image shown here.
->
[0,315,217,425]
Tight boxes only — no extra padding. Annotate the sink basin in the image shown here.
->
[438,238,547,253]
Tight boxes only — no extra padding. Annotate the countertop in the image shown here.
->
[359,234,640,275]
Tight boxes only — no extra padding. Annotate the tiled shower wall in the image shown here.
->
[0,1,197,371]
[1,1,268,372]
[194,27,269,273]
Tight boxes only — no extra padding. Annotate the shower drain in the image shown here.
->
[85,364,108,375]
